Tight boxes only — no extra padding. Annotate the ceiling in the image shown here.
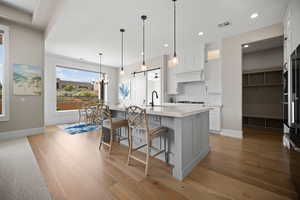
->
[242,36,284,54]
[45,0,290,67]
[1,0,37,14]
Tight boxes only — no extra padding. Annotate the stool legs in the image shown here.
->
[145,143,150,176]
[108,129,114,156]
[127,128,133,165]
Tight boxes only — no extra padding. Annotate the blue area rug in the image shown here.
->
[58,123,102,135]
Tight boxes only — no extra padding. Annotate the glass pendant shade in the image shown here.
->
[171,56,179,65]
[120,68,125,75]
[141,64,147,71]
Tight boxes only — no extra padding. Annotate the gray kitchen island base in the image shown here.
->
[110,105,210,181]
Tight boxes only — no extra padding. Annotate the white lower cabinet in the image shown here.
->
[209,107,221,133]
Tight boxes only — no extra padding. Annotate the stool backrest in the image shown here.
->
[96,104,112,122]
[126,106,148,130]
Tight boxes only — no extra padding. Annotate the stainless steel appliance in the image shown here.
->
[289,44,300,195]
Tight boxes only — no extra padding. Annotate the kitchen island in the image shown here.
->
[109,104,210,180]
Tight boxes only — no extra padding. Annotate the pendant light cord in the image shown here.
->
[173,0,177,57]
[99,53,102,79]
[142,17,146,65]
[121,29,124,70]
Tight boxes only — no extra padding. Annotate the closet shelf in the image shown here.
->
[243,83,283,88]
[243,114,283,120]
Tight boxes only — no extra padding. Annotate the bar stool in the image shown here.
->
[126,106,168,176]
[98,104,129,156]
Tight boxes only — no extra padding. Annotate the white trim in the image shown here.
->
[221,129,243,139]
[0,24,10,121]
[0,127,45,141]
[209,130,221,134]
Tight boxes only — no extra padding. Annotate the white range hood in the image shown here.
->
[176,69,205,83]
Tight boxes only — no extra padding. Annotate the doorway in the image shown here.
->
[242,36,284,132]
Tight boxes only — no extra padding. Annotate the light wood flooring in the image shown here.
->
[28,127,299,200]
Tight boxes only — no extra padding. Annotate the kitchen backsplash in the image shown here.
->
[174,82,208,102]
[168,81,222,105]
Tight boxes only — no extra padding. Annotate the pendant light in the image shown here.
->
[171,0,179,65]
[120,29,125,75]
[141,15,147,71]
[98,52,105,101]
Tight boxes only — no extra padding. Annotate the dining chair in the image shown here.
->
[78,102,90,124]
[98,104,129,156]
[126,105,168,176]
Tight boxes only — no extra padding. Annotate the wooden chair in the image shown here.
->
[99,105,129,156]
[78,102,91,124]
[126,106,168,176]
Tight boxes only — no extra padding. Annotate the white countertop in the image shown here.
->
[109,104,211,118]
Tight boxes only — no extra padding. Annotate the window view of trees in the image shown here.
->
[56,66,103,111]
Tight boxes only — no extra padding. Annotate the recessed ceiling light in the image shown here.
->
[198,32,204,36]
[243,44,249,48]
[250,13,259,19]
[141,52,144,55]
[164,44,169,47]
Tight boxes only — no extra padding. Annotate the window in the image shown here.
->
[56,66,106,111]
[207,49,220,61]
[0,25,9,121]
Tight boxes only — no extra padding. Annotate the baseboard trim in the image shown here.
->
[209,130,221,134]
[0,127,45,141]
[221,129,243,139]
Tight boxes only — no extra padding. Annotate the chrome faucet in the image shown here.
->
[150,90,159,107]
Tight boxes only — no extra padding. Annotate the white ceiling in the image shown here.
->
[46,0,289,67]
[242,36,284,54]
[1,0,38,13]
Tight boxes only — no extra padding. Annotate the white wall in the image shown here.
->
[44,53,118,125]
[221,23,283,138]
[0,19,45,133]
[118,55,167,105]
[242,47,283,71]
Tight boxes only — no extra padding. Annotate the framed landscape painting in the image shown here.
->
[13,64,42,96]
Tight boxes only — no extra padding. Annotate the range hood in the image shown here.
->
[176,70,205,83]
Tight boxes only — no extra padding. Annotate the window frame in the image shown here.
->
[55,65,107,112]
[0,24,10,121]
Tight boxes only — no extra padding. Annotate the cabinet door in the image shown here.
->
[167,61,178,94]
[209,109,221,131]
[206,59,222,94]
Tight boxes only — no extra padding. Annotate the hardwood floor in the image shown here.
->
[28,127,299,200]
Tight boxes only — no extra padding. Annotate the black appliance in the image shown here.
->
[290,45,300,143]
[283,69,289,126]
[289,44,300,196]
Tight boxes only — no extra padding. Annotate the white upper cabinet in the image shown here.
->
[204,44,222,94]
[175,43,205,74]
[167,60,178,94]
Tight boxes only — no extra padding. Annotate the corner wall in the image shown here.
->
[221,23,283,138]
[45,53,118,126]
[0,19,45,134]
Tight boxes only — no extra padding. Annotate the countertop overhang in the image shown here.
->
[109,104,211,118]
